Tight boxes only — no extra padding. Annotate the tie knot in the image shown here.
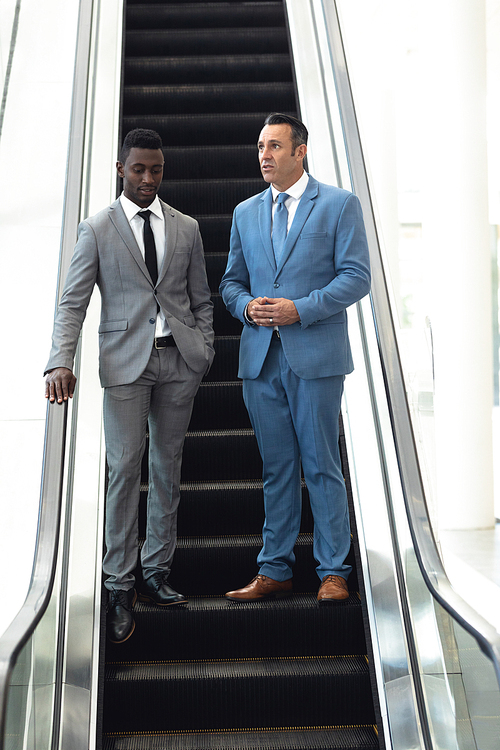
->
[276,193,289,206]
[139,209,151,222]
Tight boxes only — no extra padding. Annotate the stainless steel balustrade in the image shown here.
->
[0,401,68,748]
[0,1,102,748]
[285,1,500,748]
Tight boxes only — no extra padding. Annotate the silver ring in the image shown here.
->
[269,318,273,323]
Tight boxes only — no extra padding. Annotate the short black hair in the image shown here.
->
[119,128,163,164]
[263,113,308,153]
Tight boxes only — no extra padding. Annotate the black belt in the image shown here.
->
[154,336,176,349]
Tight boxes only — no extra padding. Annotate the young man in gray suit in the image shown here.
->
[45,129,214,643]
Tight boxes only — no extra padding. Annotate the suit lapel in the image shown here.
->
[157,200,177,284]
[258,188,276,271]
[276,175,319,275]
[108,200,152,283]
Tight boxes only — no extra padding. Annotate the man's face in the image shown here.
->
[116,147,164,207]
[258,124,306,192]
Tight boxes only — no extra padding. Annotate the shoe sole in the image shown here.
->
[318,596,349,606]
[137,593,188,606]
[225,591,293,602]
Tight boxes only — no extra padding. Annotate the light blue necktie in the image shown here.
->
[272,192,290,263]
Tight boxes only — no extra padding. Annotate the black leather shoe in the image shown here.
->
[106,588,136,643]
[138,573,187,606]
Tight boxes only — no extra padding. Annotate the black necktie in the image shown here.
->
[139,210,158,285]
[272,192,290,263]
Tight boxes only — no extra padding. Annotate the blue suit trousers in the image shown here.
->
[242,336,352,582]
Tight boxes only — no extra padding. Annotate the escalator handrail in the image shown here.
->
[0,2,95,746]
[323,0,500,685]
[0,402,68,747]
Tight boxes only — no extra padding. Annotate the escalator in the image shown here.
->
[102,1,380,747]
[3,3,500,750]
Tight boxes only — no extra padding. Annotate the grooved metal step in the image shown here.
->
[123,82,295,116]
[126,3,285,30]
[103,725,379,750]
[135,534,358,596]
[125,27,289,57]
[125,54,292,85]
[189,381,249,430]
[204,251,231,292]
[104,655,374,733]
[160,145,261,180]
[212,294,243,337]
[122,112,296,146]
[105,594,366,662]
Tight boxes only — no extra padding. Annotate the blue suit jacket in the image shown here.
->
[220,175,371,380]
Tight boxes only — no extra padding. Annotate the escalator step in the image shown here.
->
[202,336,240,382]
[125,28,289,57]
[164,534,358,595]
[122,112,296,146]
[212,294,242,337]
[139,480,313,537]
[126,3,285,30]
[176,481,313,536]
[103,726,379,750]
[105,594,366,662]
[103,656,375,733]
[181,429,262,481]
[161,179,264,215]
[125,54,292,85]
[205,252,231,293]
[127,0,279,2]
[189,381,249,430]
[197,219,231,255]
[123,82,295,115]
[162,145,260,180]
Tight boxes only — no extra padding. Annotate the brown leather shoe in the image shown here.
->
[225,575,292,602]
[317,575,349,604]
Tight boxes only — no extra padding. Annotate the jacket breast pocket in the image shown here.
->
[299,231,327,239]
[99,319,128,333]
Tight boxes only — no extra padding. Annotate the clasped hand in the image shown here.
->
[248,296,300,327]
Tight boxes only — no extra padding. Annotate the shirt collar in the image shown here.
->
[119,193,163,222]
[271,171,309,203]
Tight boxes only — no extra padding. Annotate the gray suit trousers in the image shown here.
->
[102,345,203,591]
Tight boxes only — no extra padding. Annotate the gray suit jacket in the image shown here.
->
[46,198,214,387]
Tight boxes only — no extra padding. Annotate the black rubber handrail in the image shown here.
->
[0,401,68,746]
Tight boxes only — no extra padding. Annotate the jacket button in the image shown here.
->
[274,283,280,288]
[149,318,155,324]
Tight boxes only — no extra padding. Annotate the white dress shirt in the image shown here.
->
[270,170,309,234]
[119,193,171,337]
[245,171,310,325]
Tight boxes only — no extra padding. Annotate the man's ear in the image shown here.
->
[297,144,307,162]
[116,161,124,178]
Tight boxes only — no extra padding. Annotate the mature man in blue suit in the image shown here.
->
[220,113,370,604]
